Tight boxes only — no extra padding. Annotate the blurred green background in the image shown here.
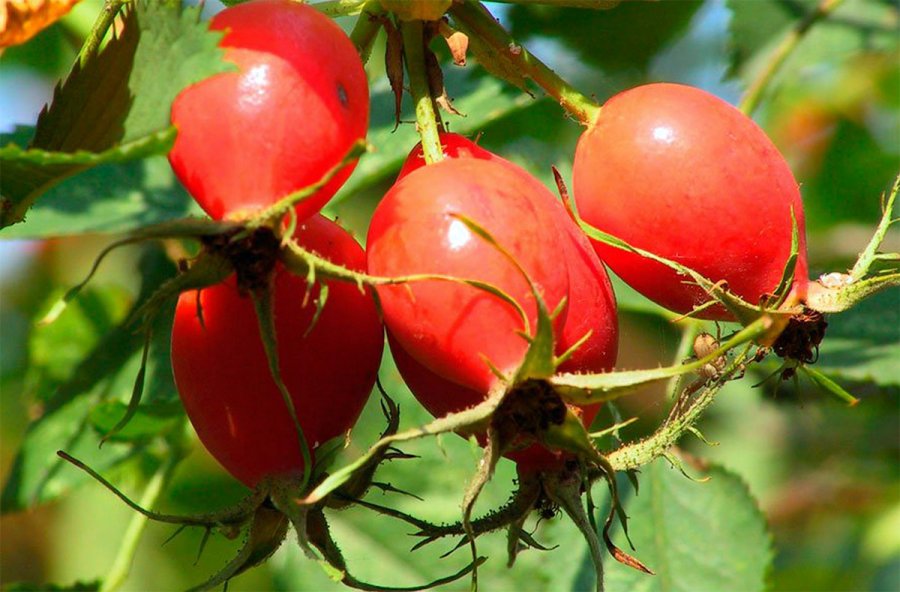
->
[1,1,898,591]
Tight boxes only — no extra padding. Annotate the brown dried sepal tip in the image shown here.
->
[772,308,828,365]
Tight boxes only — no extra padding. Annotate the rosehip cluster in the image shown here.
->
[166,0,807,490]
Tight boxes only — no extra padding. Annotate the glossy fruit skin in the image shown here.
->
[397,133,496,179]
[168,0,369,221]
[171,216,384,488]
[385,136,618,470]
[368,157,571,394]
[573,83,808,320]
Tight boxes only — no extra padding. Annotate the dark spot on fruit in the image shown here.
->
[337,82,349,108]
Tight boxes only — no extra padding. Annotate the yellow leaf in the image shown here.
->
[0,0,81,48]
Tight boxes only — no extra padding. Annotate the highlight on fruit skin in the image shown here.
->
[171,215,384,488]
[168,0,369,221]
[573,82,809,320]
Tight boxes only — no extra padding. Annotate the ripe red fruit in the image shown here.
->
[397,133,495,179]
[168,0,369,221]
[380,138,618,470]
[573,83,808,320]
[367,158,570,394]
[171,216,384,488]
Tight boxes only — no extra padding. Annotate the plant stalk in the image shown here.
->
[400,20,444,164]
[78,0,128,67]
[101,452,182,592]
[450,0,600,125]
[348,1,385,63]
[739,0,847,115]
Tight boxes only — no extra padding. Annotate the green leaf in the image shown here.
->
[88,400,183,443]
[1,246,178,512]
[727,0,812,78]
[27,285,132,398]
[580,460,772,592]
[507,1,702,75]
[0,156,200,239]
[815,288,900,386]
[1,1,232,229]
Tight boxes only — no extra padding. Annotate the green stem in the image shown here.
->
[605,346,754,472]
[450,1,600,125]
[850,173,899,281]
[349,1,385,63]
[100,452,182,592]
[400,20,444,164]
[666,321,704,400]
[77,0,128,67]
[739,0,847,115]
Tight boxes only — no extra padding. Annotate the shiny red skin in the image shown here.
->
[368,158,571,394]
[573,83,808,320]
[397,133,495,179]
[168,0,369,220]
[385,137,619,470]
[171,216,384,487]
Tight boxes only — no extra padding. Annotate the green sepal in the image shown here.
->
[185,505,289,592]
[551,318,771,405]
[250,286,314,490]
[301,390,503,505]
[449,213,558,382]
[800,366,860,406]
[39,217,237,325]
[574,216,788,326]
[98,327,153,444]
[767,208,801,309]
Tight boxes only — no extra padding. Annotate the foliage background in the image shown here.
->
[0,0,898,590]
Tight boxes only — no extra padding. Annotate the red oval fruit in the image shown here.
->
[388,135,618,470]
[171,216,384,487]
[168,0,369,221]
[397,133,495,180]
[573,83,808,320]
[367,157,570,394]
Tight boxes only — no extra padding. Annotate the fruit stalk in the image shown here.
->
[449,0,600,125]
[739,0,847,115]
[605,345,755,472]
[77,0,128,67]
[348,1,385,63]
[400,20,445,164]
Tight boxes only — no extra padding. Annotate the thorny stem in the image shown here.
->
[349,1,385,63]
[850,173,899,281]
[739,0,847,115]
[78,0,128,67]
[604,345,755,472]
[400,20,445,164]
[806,175,899,313]
[666,321,704,400]
[101,450,184,592]
[449,1,601,125]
